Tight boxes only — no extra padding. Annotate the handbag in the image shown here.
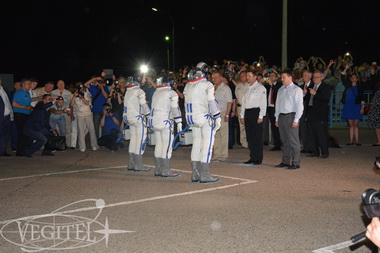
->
[45,135,66,150]
[363,104,371,115]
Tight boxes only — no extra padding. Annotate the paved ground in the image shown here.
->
[0,127,379,252]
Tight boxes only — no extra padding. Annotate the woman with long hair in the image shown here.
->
[341,64,365,146]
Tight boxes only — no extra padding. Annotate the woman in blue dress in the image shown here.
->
[341,64,365,145]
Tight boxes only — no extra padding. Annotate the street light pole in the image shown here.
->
[152,8,175,71]
[282,0,288,69]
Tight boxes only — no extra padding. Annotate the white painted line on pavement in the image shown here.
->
[312,238,365,253]
[0,165,129,181]
[0,176,257,226]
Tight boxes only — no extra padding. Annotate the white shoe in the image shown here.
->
[92,147,98,151]
[211,157,221,162]
[80,149,85,152]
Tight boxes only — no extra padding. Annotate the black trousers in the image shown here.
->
[98,129,119,151]
[309,119,329,156]
[244,108,263,163]
[14,112,31,155]
[299,111,314,152]
[0,115,11,155]
[267,107,282,148]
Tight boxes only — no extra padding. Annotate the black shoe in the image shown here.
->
[0,153,11,157]
[300,150,311,153]
[320,154,329,159]
[275,162,290,168]
[263,142,269,146]
[252,161,262,165]
[244,159,253,164]
[41,152,54,156]
[16,152,24,157]
[307,154,319,157]
[23,152,33,158]
[270,147,281,151]
[287,164,300,170]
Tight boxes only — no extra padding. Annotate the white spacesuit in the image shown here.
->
[184,62,221,183]
[149,75,182,177]
[123,77,151,171]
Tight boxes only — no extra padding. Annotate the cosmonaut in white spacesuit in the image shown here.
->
[184,62,221,183]
[148,74,182,177]
[123,76,151,171]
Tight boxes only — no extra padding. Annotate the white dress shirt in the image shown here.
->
[214,82,233,112]
[235,82,248,105]
[275,82,304,123]
[0,86,13,120]
[240,81,267,119]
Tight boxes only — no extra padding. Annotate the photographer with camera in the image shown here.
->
[83,74,111,139]
[98,103,120,152]
[49,96,70,138]
[70,83,98,152]
[107,77,126,120]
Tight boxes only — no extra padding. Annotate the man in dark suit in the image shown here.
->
[0,78,14,156]
[263,71,282,151]
[298,70,314,153]
[306,71,332,158]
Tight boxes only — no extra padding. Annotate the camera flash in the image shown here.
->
[140,65,148,73]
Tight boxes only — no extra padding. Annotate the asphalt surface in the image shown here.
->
[0,127,379,253]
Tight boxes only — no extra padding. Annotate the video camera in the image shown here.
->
[351,157,380,243]
[76,84,85,97]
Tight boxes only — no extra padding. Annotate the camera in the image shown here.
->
[98,79,113,86]
[362,188,380,218]
[115,87,121,93]
[106,108,113,114]
[78,91,84,97]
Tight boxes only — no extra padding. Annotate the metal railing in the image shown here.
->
[329,91,372,128]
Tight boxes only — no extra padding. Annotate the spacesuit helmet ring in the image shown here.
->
[188,62,209,81]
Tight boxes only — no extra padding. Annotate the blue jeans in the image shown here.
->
[50,117,66,136]
[23,128,52,156]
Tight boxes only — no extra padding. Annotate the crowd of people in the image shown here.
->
[1,54,380,161]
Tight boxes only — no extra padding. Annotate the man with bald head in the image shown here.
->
[35,81,55,99]
[51,80,73,148]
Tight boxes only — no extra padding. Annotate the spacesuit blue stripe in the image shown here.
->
[206,124,214,163]
[190,103,193,113]
[213,113,221,118]
[189,115,194,125]
[166,123,172,159]
[140,119,144,154]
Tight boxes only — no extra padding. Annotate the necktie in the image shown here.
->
[308,84,318,106]
[270,88,275,105]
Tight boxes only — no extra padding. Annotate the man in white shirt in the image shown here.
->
[29,78,40,107]
[275,70,304,170]
[240,70,267,165]
[234,71,249,148]
[51,80,73,148]
[0,77,14,156]
[211,72,233,162]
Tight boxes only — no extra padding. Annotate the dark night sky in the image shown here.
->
[1,0,379,84]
